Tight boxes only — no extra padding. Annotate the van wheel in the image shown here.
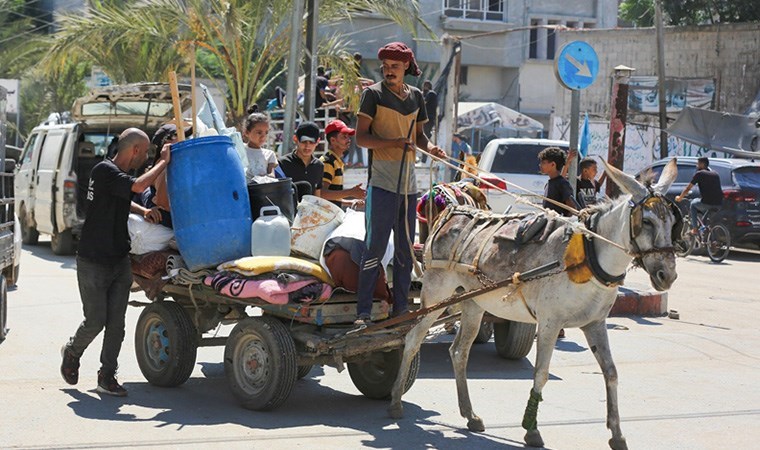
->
[51,230,74,255]
[20,212,38,245]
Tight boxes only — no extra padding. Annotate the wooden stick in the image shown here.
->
[190,43,197,139]
[168,71,185,141]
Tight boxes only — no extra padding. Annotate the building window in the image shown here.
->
[547,20,560,60]
[529,19,539,59]
[460,66,468,85]
[444,0,505,21]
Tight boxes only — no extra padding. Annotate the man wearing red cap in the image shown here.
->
[354,41,446,325]
[320,119,366,207]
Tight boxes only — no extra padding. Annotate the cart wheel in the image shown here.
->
[0,276,7,341]
[473,320,494,344]
[297,365,313,380]
[347,348,420,400]
[224,316,297,411]
[493,320,536,360]
[135,301,198,387]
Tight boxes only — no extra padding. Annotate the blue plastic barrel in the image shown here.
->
[167,136,252,270]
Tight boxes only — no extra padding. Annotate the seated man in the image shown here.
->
[320,119,365,208]
[278,122,324,202]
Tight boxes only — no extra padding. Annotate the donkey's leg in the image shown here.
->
[582,319,628,450]
[522,320,561,448]
[388,307,445,420]
[449,299,486,432]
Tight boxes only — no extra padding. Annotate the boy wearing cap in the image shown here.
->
[320,119,366,207]
[354,41,446,325]
[278,121,324,201]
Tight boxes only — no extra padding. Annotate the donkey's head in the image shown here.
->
[603,159,680,291]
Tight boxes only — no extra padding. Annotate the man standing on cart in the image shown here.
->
[60,128,171,396]
[354,41,446,325]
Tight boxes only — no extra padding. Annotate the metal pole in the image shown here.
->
[282,0,305,155]
[606,69,632,198]
[303,0,319,122]
[568,89,580,193]
[436,35,461,183]
[655,0,668,158]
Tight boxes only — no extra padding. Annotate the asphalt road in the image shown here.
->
[1,239,759,449]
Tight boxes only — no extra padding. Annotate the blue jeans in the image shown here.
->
[689,199,716,229]
[66,256,132,374]
[357,186,417,317]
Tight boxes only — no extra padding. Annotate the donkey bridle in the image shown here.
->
[585,192,680,283]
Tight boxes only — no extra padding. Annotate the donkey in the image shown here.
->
[389,159,680,450]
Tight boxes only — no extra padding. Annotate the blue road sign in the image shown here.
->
[554,41,599,90]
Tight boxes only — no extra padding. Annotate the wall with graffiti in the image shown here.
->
[549,116,733,175]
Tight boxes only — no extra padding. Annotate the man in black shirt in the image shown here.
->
[421,80,437,163]
[60,128,171,396]
[539,147,579,217]
[676,157,723,234]
[278,121,325,202]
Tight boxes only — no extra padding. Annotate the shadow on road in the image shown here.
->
[23,242,76,270]
[62,372,525,450]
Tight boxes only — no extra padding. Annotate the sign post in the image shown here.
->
[554,41,599,194]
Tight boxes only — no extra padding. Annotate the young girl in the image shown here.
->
[243,112,278,180]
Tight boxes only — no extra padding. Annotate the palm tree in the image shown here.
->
[43,0,433,124]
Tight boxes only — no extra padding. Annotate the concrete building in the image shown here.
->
[322,0,619,124]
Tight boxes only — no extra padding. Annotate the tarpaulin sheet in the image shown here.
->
[457,102,543,132]
[666,106,760,159]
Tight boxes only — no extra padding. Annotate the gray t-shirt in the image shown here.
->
[357,81,428,194]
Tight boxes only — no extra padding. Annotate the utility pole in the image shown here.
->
[436,34,461,183]
[282,0,305,154]
[655,0,668,158]
[606,65,635,198]
[303,0,319,122]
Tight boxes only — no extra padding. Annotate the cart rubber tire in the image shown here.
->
[347,348,420,400]
[493,320,536,360]
[20,211,38,245]
[0,277,7,341]
[297,365,313,380]
[135,301,198,387]
[50,229,74,255]
[224,316,297,411]
[474,321,494,344]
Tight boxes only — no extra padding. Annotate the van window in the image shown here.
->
[675,164,732,186]
[21,133,39,164]
[38,132,68,170]
[491,144,568,174]
[732,167,760,189]
[83,133,118,157]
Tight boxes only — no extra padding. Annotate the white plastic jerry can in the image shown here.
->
[251,205,291,256]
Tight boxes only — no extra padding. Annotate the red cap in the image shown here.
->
[324,119,356,136]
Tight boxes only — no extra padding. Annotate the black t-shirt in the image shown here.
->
[576,177,601,208]
[78,159,135,264]
[278,151,324,196]
[543,175,576,216]
[315,76,329,109]
[691,169,723,205]
[423,90,438,125]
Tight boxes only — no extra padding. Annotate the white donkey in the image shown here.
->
[389,160,680,449]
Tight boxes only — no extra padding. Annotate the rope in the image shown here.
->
[419,147,630,254]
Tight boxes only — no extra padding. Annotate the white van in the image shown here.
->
[15,83,191,254]
[477,138,570,214]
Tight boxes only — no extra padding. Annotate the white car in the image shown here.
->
[477,138,569,214]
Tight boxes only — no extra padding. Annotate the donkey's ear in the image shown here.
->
[652,158,678,195]
[600,159,649,202]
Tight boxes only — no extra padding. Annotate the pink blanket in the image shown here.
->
[203,274,332,304]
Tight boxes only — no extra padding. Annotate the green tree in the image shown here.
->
[620,0,760,27]
[44,0,432,125]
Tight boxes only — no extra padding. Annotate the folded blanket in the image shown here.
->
[204,271,332,304]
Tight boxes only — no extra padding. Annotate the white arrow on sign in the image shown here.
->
[566,54,592,78]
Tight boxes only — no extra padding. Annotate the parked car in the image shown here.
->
[14,83,191,255]
[476,138,570,214]
[636,157,760,248]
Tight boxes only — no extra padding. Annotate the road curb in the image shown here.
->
[609,287,668,317]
